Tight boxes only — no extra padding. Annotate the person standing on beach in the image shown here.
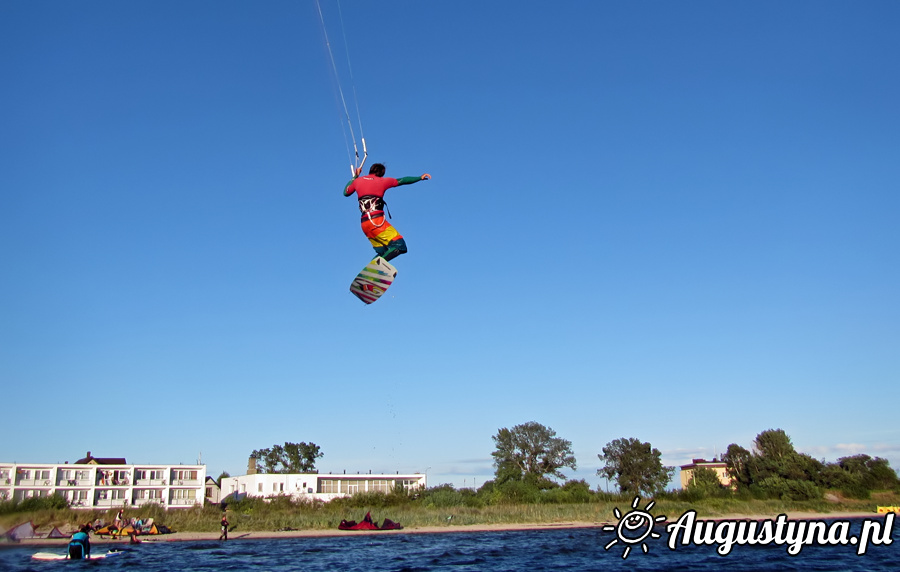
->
[114,509,125,536]
[219,513,229,541]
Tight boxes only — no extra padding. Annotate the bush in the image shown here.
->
[840,482,871,500]
[755,477,821,501]
[0,494,69,514]
[421,486,483,508]
[329,490,411,510]
[540,480,593,504]
[485,479,541,505]
[683,467,730,500]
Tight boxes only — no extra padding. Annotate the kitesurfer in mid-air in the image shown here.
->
[343,163,430,261]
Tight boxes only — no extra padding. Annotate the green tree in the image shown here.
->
[838,454,900,490]
[724,429,825,500]
[598,437,674,496]
[491,421,577,485]
[753,429,796,462]
[251,442,323,474]
[217,471,231,486]
[722,443,753,487]
[752,429,800,480]
[685,466,726,498]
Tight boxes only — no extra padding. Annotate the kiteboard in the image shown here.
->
[349,256,397,304]
[32,550,123,560]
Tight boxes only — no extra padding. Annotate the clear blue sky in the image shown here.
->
[2,1,898,490]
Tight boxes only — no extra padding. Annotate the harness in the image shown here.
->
[358,195,392,227]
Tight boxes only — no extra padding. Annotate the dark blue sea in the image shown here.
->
[1,519,896,571]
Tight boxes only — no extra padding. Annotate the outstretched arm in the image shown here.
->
[396,174,431,186]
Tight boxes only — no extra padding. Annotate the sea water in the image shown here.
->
[1,519,896,571]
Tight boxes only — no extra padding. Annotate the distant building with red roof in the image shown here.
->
[74,451,127,465]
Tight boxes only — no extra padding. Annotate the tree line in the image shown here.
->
[490,421,674,496]
[715,428,900,500]
[242,425,898,503]
[489,422,898,502]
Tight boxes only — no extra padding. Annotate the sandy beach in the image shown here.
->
[4,510,883,547]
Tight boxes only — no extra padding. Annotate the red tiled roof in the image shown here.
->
[74,452,127,465]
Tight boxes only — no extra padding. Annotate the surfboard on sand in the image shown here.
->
[349,257,397,304]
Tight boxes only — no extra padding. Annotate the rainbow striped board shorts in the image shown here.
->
[361,216,403,248]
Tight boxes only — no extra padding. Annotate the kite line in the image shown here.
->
[315,0,367,176]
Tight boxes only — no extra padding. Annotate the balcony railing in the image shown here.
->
[16,479,53,487]
[94,499,128,507]
[96,479,132,486]
[168,498,198,506]
[133,498,166,507]
[58,479,94,487]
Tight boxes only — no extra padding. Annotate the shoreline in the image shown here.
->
[3,510,883,547]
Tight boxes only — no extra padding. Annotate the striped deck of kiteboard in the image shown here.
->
[350,257,397,304]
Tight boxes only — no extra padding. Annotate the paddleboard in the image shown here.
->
[32,550,123,561]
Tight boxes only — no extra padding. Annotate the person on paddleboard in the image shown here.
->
[343,163,430,261]
[68,525,91,559]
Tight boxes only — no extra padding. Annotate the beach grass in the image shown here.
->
[3,490,897,534]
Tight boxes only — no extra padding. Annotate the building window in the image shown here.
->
[258,483,263,493]
[398,479,421,492]
[172,470,198,482]
[66,490,88,503]
[368,480,390,493]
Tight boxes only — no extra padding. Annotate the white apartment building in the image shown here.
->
[222,471,426,503]
[0,461,206,510]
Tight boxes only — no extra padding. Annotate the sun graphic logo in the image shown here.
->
[602,496,667,559]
